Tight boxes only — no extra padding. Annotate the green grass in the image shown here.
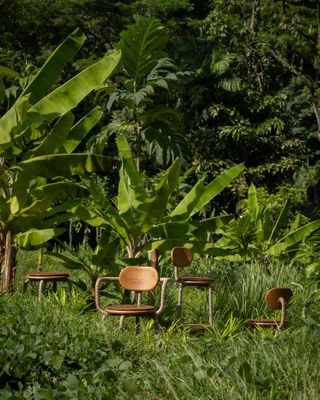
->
[1,252,320,399]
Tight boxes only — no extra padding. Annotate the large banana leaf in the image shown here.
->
[28,50,121,122]
[117,135,147,214]
[16,227,66,249]
[191,163,245,216]
[19,29,85,104]
[26,112,75,159]
[59,106,103,153]
[30,182,89,202]
[169,177,206,221]
[170,164,245,220]
[0,95,30,148]
[11,154,115,211]
[248,183,259,219]
[268,198,290,243]
[135,159,181,231]
[267,219,320,255]
[15,153,115,180]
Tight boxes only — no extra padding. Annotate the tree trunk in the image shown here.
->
[251,0,259,32]
[1,229,17,292]
[311,95,320,141]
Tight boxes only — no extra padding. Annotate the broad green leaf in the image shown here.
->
[150,220,196,239]
[46,252,86,270]
[15,153,115,179]
[279,219,320,247]
[117,18,168,82]
[248,183,258,220]
[16,227,65,249]
[117,135,147,214]
[0,95,30,147]
[19,29,85,104]
[191,163,245,216]
[71,204,106,227]
[136,158,181,230]
[59,107,103,153]
[91,231,120,268]
[266,242,288,256]
[30,182,89,202]
[193,215,234,237]
[27,112,75,158]
[27,50,121,121]
[268,199,290,243]
[12,154,115,211]
[170,177,205,221]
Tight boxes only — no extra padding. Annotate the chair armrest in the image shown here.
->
[156,277,170,315]
[279,296,286,328]
[94,277,119,315]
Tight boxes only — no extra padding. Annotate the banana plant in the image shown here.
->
[213,184,320,262]
[0,29,121,291]
[46,227,120,290]
[71,135,245,258]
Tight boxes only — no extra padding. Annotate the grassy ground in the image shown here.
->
[1,251,320,399]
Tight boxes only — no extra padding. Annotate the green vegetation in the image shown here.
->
[1,256,320,398]
[1,1,320,398]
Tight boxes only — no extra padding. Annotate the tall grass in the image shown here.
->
[1,255,320,399]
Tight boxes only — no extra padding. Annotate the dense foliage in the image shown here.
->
[1,3,320,396]
[1,256,320,398]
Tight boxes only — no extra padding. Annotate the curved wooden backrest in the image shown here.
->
[119,266,159,291]
[171,247,193,268]
[265,288,293,310]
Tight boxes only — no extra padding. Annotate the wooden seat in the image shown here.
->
[171,247,214,326]
[95,266,169,331]
[23,271,71,298]
[245,287,293,329]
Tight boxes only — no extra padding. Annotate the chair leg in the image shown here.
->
[136,316,141,333]
[67,279,72,293]
[177,284,183,319]
[208,285,213,326]
[119,315,125,329]
[52,281,57,293]
[38,280,45,299]
[23,279,30,293]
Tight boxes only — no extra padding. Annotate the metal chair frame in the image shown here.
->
[245,287,293,329]
[23,271,72,299]
[171,247,214,326]
[95,266,169,331]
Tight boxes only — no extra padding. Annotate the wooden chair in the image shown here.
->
[23,271,71,299]
[245,287,293,329]
[171,247,214,326]
[94,266,169,331]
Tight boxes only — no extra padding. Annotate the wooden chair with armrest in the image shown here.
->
[171,247,214,326]
[245,287,293,329]
[94,266,169,331]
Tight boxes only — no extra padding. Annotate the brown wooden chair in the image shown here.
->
[171,247,214,326]
[23,271,71,299]
[94,266,169,330]
[245,287,293,329]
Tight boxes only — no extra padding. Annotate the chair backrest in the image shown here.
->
[265,288,293,310]
[171,247,193,268]
[119,266,159,291]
